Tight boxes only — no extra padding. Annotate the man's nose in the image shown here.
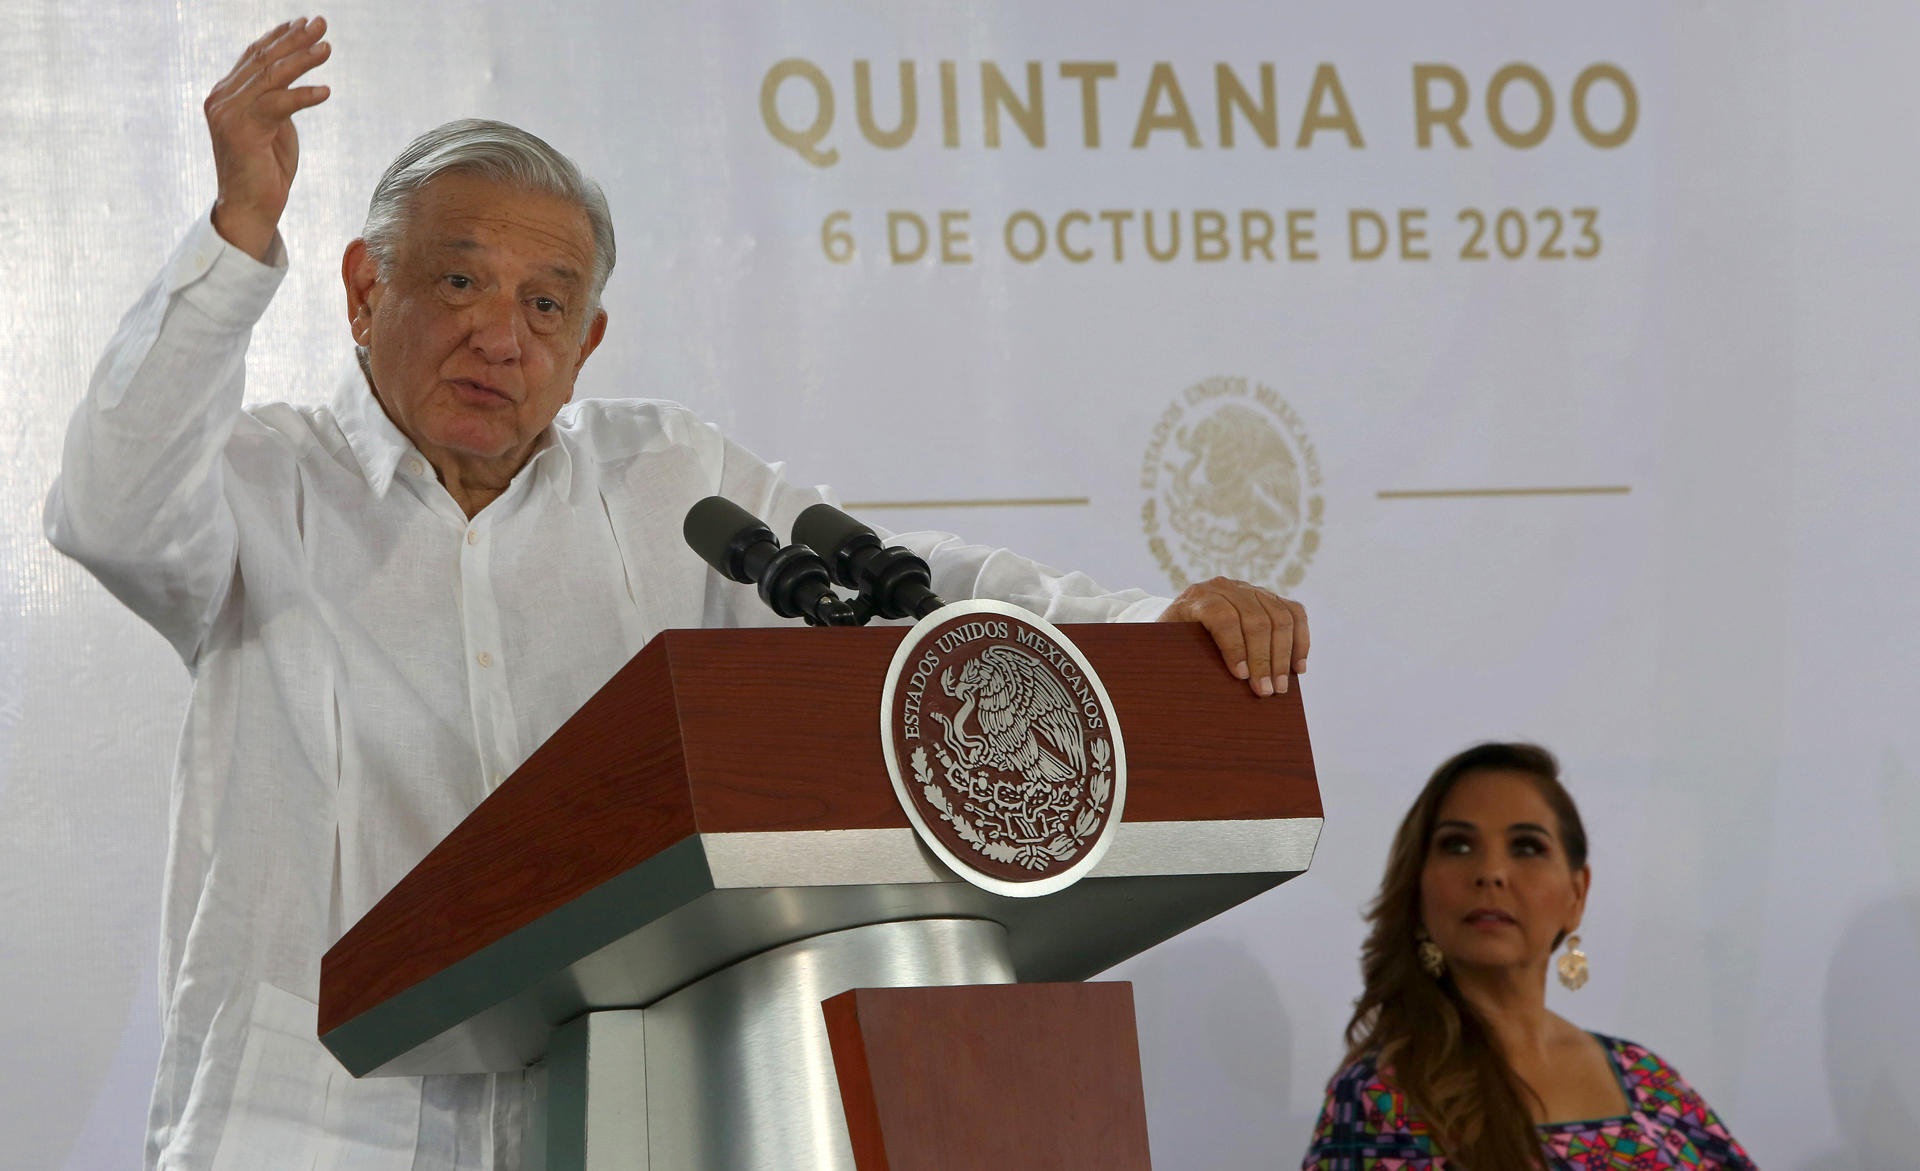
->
[466,293,522,363]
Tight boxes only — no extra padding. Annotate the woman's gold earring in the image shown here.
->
[1417,935,1446,979]
[1557,934,1589,991]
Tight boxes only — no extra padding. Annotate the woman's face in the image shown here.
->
[1418,769,1589,977]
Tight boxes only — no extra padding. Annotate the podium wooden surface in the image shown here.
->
[319,621,1320,1082]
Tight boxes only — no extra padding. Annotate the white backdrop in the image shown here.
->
[3,2,1916,1168]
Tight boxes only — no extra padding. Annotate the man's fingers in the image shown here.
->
[1284,597,1310,674]
[228,20,296,76]
[264,15,328,61]
[1224,584,1276,695]
[229,20,330,106]
[259,41,333,102]
[1189,592,1251,683]
[222,19,306,94]
[255,85,332,120]
[208,35,278,106]
[220,47,330,121]
[1196,580,1275,697]
[1162,579,1309,698]
[1255,592,1296,695]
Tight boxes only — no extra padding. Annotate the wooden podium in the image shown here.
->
[319,622,1320,1169]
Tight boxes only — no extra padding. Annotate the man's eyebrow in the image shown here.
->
[422,241,583,285]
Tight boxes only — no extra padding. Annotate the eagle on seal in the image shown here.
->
[931,646,1086,788]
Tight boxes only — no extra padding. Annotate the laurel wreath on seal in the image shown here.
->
[912,740,1113,872]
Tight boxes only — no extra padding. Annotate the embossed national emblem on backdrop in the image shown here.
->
[880,601,1126,898]
[1141,376,1323,591]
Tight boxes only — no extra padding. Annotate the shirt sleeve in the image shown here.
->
[885,530,1169,624]
[1300,1059,1442,1170]
[43,212,286,663]
[707,433,1169,626]
[1620,1044,1760,1171]
[1687,1113,1761,1171]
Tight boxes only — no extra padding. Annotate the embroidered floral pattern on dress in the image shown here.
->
[1302,1035,1757,1171]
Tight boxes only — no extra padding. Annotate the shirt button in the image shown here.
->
[408,458,426,476]
[476,651,494,668]
[466,529,479,545]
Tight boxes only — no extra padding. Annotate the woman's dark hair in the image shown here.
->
[1342,742,1589,1170]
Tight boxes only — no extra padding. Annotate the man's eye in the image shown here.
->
[445,274,473,290]
[532,297,561,314]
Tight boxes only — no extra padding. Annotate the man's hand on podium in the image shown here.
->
[1158,577,1309,697]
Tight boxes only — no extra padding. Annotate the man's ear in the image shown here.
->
[342,239,381,346]
[572,309,609,377]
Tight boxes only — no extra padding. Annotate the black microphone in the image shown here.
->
[683,496,859,627]
[791,502,948,621]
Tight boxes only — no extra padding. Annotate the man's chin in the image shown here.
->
[427,426,526,467]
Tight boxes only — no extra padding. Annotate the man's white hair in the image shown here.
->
[360,118,616,314]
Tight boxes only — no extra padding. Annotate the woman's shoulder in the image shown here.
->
[1306,1053,1435,1151]
[1590,1034,1698,1104]
[1321,1052,1399,1102]
[1589,1034,1756,1164]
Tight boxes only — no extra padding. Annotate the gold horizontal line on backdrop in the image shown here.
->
[841,496,1092,510]
[1376,486,1631,500]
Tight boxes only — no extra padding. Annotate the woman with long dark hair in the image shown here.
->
[1302,743,1757,1170]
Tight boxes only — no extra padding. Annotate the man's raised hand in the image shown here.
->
[206,17,332,261]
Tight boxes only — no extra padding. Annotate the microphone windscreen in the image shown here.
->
[683,496,774,582]
[792,502,876,564]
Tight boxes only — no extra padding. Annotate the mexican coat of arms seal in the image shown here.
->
[1141,375,1323,591]
[880,600,1126,897]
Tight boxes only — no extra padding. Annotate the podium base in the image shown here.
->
[532,917,1015,1170]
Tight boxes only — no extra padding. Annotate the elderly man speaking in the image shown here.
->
[47,17,1309,1171]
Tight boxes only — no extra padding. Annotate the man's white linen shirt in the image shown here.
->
[46,214,1169,1171]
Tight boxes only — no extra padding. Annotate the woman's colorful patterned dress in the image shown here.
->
[1302,1035,1757,1170]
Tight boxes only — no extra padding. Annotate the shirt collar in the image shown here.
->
[332,357,412,498]
[331,356,577,502]
[541,413,577,501]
